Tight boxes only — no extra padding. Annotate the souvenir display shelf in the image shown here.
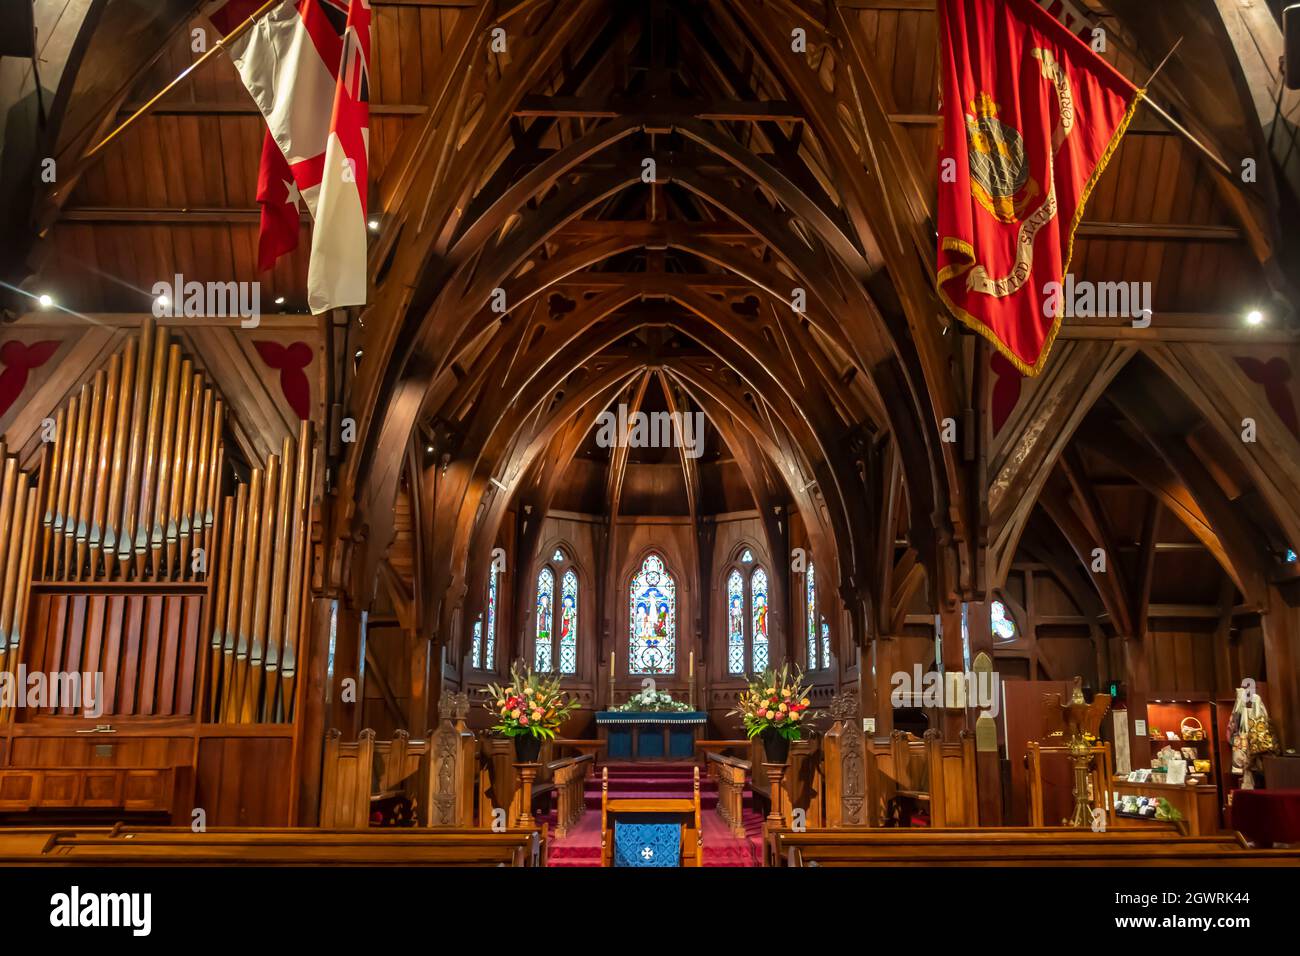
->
[1111,778,1219,835]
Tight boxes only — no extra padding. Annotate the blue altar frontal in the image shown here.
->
[595,711,707,760]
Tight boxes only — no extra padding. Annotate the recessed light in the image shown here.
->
[155,294,170,309]
[1246,309,1264,326]
[274,296,286,306]
[37,293,54,309]
[367,219,380,232]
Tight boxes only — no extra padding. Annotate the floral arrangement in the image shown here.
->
[483,662,575,740]
[729,663,818,740]
[612,687,692,713]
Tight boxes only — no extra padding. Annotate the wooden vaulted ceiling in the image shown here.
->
[15,0,1300,647]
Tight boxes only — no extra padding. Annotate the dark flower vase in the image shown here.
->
[761,727,791,764]
[514,734,542,762]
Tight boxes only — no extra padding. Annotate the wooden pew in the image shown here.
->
[880,731,978,827]
[0,826,543,866]
[770,827,1300,867]
[706,751,749,838]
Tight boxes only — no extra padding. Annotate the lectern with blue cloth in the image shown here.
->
[595,710,708,760]
[600,765,702,866]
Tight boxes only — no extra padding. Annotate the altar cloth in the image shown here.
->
[596,711,707,759]
[614,816,682,867]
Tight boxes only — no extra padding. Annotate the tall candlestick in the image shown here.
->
[689,651,694,677]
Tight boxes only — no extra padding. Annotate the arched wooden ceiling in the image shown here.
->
[9,0,1300,656]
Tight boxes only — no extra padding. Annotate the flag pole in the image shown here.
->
[82,0,283,162]
[1134,37,1236,180]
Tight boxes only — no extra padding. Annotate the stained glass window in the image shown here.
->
[559,569,578,674]
[991,600,1017,641]
[535,567,554,672]
[821,618,831,668]
[553,548,565,562]
[471,617,483,669]
[726,570,745,674]
[806,563,818,669]
[740,549,753,563]
[751,567,769,672]
[629,553,675,674]
[485,568,498,670]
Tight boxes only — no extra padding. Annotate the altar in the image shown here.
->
[595,711,708,760]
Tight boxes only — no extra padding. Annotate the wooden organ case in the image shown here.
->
[0,319,316,826]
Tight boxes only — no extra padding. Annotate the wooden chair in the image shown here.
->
[600,765,702,866]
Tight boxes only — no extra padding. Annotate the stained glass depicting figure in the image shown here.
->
[991,600,1017,641]
[821,618,831,668]
[485,569,498,669]
[629,554,676,674]
[559,569,578,674]
[751,567,769,672]
[727,570,745,674]
[471,618,482,669]
[535,567,554,672]
[806,563,818,669]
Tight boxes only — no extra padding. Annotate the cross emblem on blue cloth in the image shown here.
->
[641,846,655,860]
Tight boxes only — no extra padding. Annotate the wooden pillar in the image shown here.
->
[936,605,965,741]
[1261,586,1300,746]
[1123,634,1150,773]
[295,593,335,826]
[965,601,1003,825]
[873,635,897,735]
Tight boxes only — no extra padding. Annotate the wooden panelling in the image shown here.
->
[194,736,294,827]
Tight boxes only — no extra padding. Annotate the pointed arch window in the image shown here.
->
[751,567,769,672]
[534,550,579,674]
[726,570,745,674]
[991,600,1017,642]
[806,562,830,670]
[471,566,500,671]
[630,553,676,675]
[723,552,772,675]
[535,567,554,672]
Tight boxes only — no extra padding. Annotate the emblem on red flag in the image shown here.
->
[937,0,1143,375]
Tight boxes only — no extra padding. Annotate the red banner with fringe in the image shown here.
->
[937,0,1141,375]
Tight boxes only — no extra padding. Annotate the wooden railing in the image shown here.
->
[705,751,749,837]
[546,753,594,838]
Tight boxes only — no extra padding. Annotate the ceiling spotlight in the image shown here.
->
[37,293,54,309]
[425,445,434,454]
[367,219,380,232]
[274,296,286,306]
[155,294,170,309]
[1246,309,1265,327]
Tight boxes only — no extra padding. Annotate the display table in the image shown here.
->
[1229,788,1300,848]
[595,712,708,760]
[1112,778,1220,835]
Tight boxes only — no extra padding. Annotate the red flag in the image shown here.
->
[256,130,302,271]
[936,0,1142,375]
[212,1,370,309]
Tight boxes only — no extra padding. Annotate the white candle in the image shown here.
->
[689,651,694,677]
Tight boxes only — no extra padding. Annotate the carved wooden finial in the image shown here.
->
[830,692,859,720]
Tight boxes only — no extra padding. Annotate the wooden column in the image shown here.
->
[1261,586,1300,746]
[873,634,897,735]
[964,602,1003,825]
[936,605,966,741]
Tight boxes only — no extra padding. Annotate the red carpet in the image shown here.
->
[540,762,765,866]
